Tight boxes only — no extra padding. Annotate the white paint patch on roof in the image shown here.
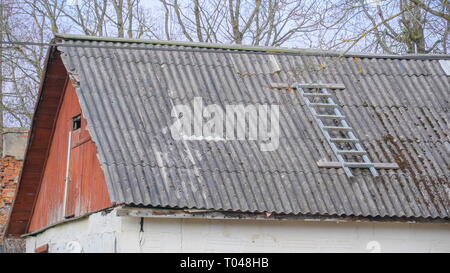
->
[439,60,450,76]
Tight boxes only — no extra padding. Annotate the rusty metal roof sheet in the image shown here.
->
[57,36,450,220]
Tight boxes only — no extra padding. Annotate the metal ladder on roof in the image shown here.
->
[297,83,378,178]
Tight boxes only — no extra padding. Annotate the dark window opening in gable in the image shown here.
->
[72,115,81,131]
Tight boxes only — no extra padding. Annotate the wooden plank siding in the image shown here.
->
[28,76,112,232]
[7,49,112,235]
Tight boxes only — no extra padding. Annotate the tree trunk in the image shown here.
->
[113,0,125,37]
[402,0,426,53]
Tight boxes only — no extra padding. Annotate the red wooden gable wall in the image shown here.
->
[28,78,112,232]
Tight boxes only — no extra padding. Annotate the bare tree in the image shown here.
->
[322,0,450,54]
[33,0,157,38]
[0,0,5,153]
[0,0,161,128]
[158,0,325,46]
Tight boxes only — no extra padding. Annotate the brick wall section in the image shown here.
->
[0,156,22,241]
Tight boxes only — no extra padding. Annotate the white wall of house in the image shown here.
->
[26,209,450,253]
[25,210,120,253]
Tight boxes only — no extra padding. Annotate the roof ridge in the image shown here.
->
[55,33,450,60]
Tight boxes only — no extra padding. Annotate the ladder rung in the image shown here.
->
[303,93,332,97]
[330,138,359,143]
[337,150,367,155]
[310,103,337,108]
[344,162,374,168]
[323,126,353,131]
[316,114,346,120]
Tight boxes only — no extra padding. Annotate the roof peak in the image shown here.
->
[55,33,450,60]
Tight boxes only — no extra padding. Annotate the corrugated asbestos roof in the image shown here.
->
[57,35,450,220]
